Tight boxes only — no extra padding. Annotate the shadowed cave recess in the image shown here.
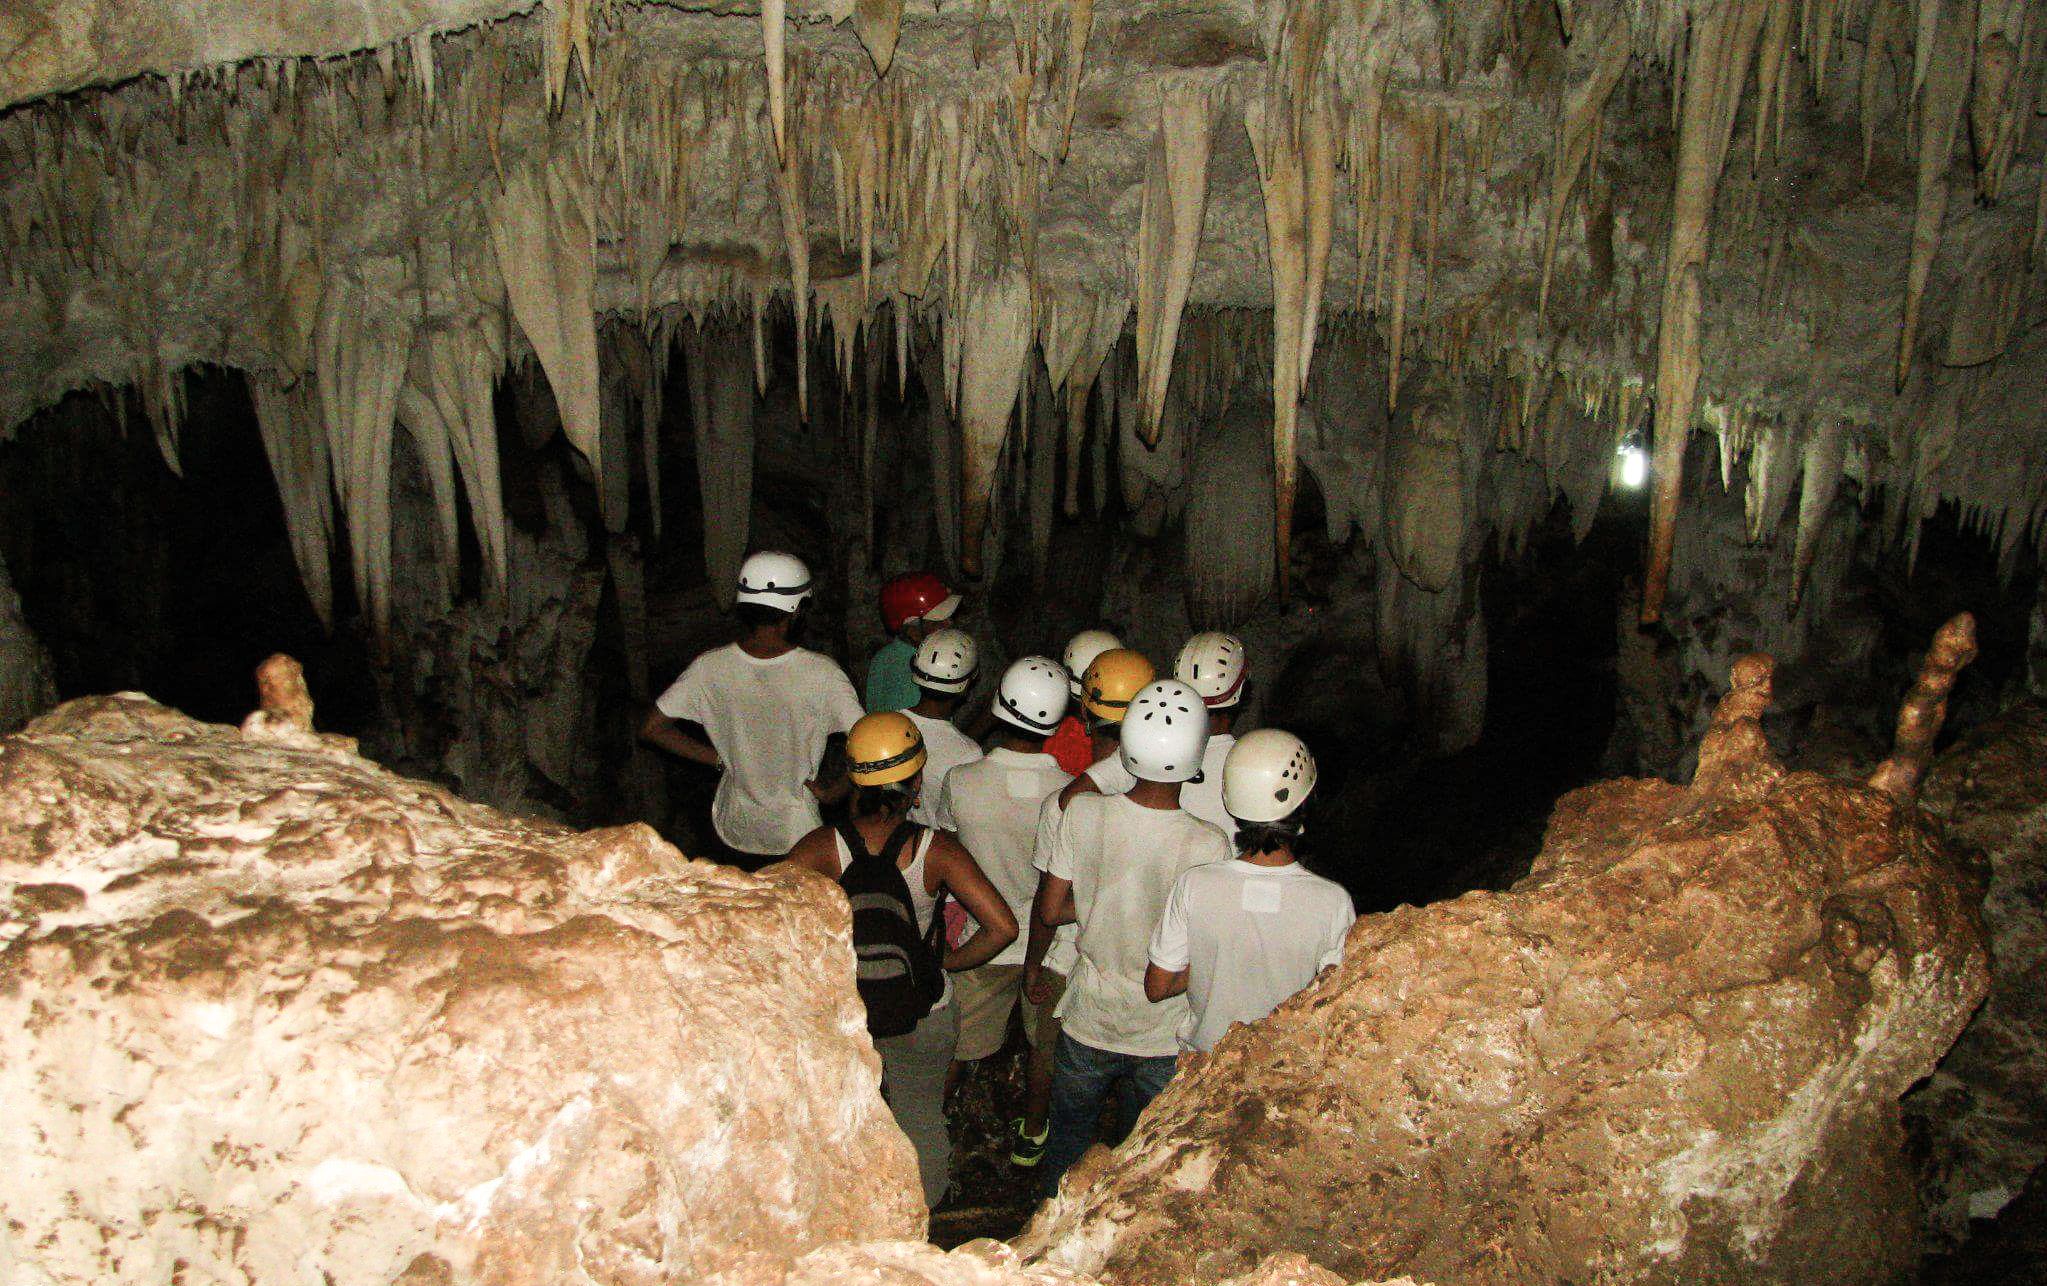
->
[2,0,2047,1282]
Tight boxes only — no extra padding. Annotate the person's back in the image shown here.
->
[661,641,861,855]
[1051,791,1229,1055]
[1150,858,1352,1052]
[945,748,1071,963]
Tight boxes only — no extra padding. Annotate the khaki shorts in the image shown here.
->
[951,964,1067,1062]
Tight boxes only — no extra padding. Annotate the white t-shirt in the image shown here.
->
[1047,793,1232,1057]
[656,643,864,855]
[941,748,1072,967]
[1149,859,1355,1053]
[905,710,984,831]
[1177,731,1237,834]
[1085,753,1137,795]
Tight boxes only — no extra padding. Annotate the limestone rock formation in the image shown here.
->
[1909,698,2047,1247]
[703,1240,1418,1286]
[1018,616,1991,1286]
[0,662,924,1283]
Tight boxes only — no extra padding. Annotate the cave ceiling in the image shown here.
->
[0,0,2041,622]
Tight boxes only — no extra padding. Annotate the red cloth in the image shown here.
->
[1047,714,1094,775]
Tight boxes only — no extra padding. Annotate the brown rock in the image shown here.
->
[1909,697,2047,1246]
[1018,621,1990,1286]
[0,684,923,1282]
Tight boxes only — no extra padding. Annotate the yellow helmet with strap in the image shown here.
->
[1081,648,1155,723]
[847,711,927,786]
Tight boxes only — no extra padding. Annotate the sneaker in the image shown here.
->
[1010,1118,1048,1168]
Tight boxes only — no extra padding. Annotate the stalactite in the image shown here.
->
[683,322,755,610]
[770,112,812,420]
[915,330,962,573]
[1862,0,1910,176]
[957,270,1033,576]
[1792,420,1846,604]
[855,0,906,79]
[1056,0,1096,161]
[1743,421,1799,542]
[1642,0,1770,625]
[544,0,594,112]
[1185,397,1276,628]
[1134,86,1212,448]
[394,363,466,609]
[1027,356,1059,585]
[1538,14,1631,319]
[1897,0,1978,391]
[763,0,788,161]
[488,152,606,520]
[249,373,336,629]
[1247,81,1334,597]
[313,258,415,648]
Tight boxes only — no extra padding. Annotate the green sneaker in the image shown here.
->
[1010,1118,1049,1168]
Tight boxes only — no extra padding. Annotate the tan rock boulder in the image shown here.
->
[0,662,923,1283]
[1019,618,1990,1286]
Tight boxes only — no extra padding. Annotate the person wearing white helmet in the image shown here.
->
[1044,628,1122,774]
[900,627,984,831]
[1172,631,1249,833]
[936,656,1077,1164]
[1145,729,1355,1055]
[640,550,864,865]
[1030,678,1230,1196]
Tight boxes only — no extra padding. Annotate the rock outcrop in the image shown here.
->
[1019,616,1990,1286]
[0,658,923,1283]
[1910,698,2047,1247]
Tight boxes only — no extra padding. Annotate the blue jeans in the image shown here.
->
[1037,1033,1178,1199]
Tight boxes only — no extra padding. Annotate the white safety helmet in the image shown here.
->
[912,628,978,694]
[1063,629,1123,698]
[735,550,814,611]
[995,656,1070,734]
[1222,728,1318,823]
[1175,631,1248,708]
[1118,679,1209,784]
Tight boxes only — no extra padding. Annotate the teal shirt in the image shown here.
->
[865,637,920,712]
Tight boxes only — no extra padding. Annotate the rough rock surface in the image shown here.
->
[0,660,923,1284]
[1908,698,2047,1247]
[702,1240,1416,1286]
[1018,618,1990,1286]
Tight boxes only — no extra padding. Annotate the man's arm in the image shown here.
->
[1144,963,1189,1003]
[931,835,1017,970]
[1022,872,1072,1004]
[639,708,722,768]
[781,825,839,877]
[807,732,850,803]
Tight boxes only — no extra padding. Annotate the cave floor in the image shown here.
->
[930,1040,1041,1248]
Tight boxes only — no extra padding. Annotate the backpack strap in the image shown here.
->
[833,819,872,875]
[877,819,921,867]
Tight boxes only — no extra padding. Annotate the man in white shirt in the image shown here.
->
[901,628,984,830]
[938,657,1073,1165]
[1147,729,1354,1053]
[639,551,863,865]
[1031,679,1229,1196]
[1173,631,1248,833]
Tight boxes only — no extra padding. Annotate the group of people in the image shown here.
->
[640,553,1356,1207]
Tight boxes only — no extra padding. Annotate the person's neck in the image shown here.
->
[1125,779,1182,810]
[739,627,794,658]
[1000,733,1043,754]
[856,806,911,831]
[1239,844,1296,868]
[911,695,957,720]
[1210,711,1236,737]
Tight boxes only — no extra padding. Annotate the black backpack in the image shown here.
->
[837,819,946,1039]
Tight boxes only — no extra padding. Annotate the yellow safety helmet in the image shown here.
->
[1082,648,1155,723]
[847,711,927,787]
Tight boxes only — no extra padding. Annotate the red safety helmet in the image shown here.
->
[880,572,961,634]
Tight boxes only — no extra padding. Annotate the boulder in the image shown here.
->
[1909,698,2047,1246]
[0,658,923,1283]
[1019,618,1990,1286]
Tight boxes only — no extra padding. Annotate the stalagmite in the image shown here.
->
[684,323,756,610]
[1897,0,1977,391]
[249,374,336,629]
[313,259,415,647]
[956,271,1033,577]
[1642,0,1770,624]
[1247,85,1335,594]
[488,153,606,520]
[1870,613,1979,799]
[1134,87,1212,447]
[1538,14,1632,318]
